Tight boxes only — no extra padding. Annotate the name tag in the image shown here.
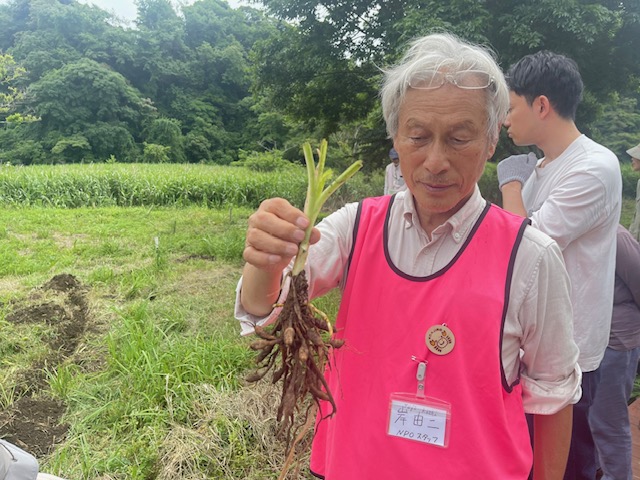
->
[387,394,450,448]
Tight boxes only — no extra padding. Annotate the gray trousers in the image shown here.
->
[589,346,640,480]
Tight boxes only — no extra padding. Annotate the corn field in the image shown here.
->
[0,163,312,209]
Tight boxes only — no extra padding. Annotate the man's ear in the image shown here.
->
[536,95,551,118]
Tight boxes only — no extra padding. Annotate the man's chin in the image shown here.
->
[509,136,532,147]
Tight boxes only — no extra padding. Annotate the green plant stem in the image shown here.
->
[291,140,363,276]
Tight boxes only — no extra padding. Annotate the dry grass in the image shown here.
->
[158,382,315,480]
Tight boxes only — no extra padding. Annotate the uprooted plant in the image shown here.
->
[246,140,362,478]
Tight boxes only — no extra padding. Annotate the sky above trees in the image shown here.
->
[0,0,250,24]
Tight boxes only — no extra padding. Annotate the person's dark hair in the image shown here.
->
[506,51,583,120]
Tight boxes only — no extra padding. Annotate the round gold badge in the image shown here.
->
[425,324,455,355]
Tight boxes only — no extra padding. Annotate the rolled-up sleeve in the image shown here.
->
[507,227,582,414]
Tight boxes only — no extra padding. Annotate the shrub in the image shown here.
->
[479,162,501,206]
[143,143,171,164]
[0,140,48,165]
[231,149,298,173]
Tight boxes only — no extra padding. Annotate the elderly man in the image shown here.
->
[236,32,580,479]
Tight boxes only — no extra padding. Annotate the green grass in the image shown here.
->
[0,205,268,477]
[0,163,637,479]
[0,162,384,211]
[0,201,326,479]
[0,163,309,209]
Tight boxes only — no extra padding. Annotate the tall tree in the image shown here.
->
[254,0,640,157]
[27,58,154,161]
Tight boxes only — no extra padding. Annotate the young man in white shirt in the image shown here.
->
[497,51,622,480]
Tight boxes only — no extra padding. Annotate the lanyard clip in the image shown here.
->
[416,361,427,398]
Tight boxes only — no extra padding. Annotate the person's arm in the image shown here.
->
[514,229,580,476]
[500,181,528,217]
[614,226,640,308]
[532,405,573,480]
[631,180,640,241]
[241,197,318,316]
[238,199,358,326]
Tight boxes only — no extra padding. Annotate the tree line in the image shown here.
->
[0,0,639,171]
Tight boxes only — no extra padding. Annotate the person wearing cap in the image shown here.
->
[384,147,407,195]
[497,51,622,480]
[626,143,640,242]
[237,32,580,478]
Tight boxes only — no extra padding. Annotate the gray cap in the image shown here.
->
[627,143,640,160]
[389,147,399,159]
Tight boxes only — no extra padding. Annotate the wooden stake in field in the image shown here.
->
[246,140,362,478]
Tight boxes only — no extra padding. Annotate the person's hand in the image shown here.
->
[243,198,321,274]
[497,152,538,189]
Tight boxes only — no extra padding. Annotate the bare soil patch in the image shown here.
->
[0,273,89,456]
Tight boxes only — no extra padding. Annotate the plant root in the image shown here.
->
[246,270,343,453]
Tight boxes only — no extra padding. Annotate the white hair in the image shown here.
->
[380,33,509,144]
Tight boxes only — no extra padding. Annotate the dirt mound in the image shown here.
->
[0,274,90,457]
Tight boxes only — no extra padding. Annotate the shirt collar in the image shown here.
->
[399,185,486,243]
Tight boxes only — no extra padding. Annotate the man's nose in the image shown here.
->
[421,143,450,174]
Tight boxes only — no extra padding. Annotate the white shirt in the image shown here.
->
[384,162,406,195]
[236,187,581,414]
[522,135,621,372]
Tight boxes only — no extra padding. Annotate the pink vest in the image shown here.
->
[309,196,532,479]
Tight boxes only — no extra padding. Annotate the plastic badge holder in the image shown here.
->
[387,392,451,448]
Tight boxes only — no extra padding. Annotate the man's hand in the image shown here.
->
[243,197,321,274]
[497,152,538,190]
[241,198,321,317]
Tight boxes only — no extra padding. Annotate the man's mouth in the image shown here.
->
[422,182,451,192]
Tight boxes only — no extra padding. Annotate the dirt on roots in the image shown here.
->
[0,273,89,457]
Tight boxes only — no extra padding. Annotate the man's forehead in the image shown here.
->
[402,115,482,132]
[400,88,486,119]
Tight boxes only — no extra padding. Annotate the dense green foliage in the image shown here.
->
[0,0,639,169]
[0,163,307,207]
[254,0,640,162]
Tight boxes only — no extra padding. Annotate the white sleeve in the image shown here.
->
[507,229,582,414]
[529,171,615,251]
[0,439,39,480]
[384,164,392,195]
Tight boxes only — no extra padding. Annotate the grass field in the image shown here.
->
[0,163,636,479]
[0,206,294,478]
[0,163,362,479]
